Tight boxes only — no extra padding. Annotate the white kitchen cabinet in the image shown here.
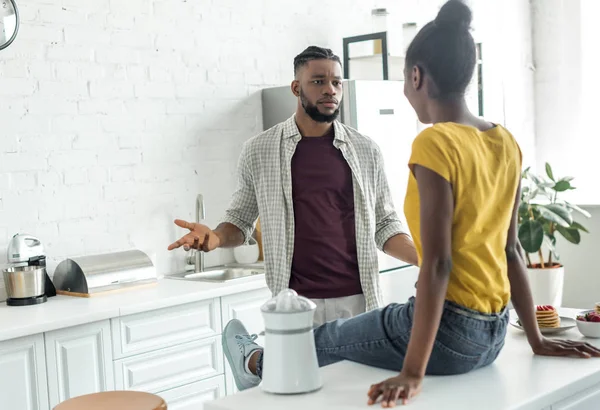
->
[44,320,114,408]
[380,265,419,305]
[114,336,223,394]
[111,298,221,359]
[552,382,600,410]
[221,287,272,395]
[0,334,49,410]
[221,287,272,339]
[158,375,226,410]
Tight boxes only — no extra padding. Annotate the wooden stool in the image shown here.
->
[53,391,167,410]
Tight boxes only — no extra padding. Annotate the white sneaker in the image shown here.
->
[222,319,262,391]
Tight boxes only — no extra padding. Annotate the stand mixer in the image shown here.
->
[3,234,56,306]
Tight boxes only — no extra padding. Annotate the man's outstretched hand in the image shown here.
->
[167,219,221,252]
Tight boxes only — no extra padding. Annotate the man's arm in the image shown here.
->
[217,142,259,248]
[213,222,245,249]
[373,146,419,266]
[383,234,418,266]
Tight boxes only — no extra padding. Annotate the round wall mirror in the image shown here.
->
[0,0,19,51]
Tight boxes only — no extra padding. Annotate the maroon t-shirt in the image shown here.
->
[288,129,362,299]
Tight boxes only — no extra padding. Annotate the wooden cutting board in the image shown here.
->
[56,281,157,298]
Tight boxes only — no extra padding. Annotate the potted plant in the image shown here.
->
[518,162,591,306]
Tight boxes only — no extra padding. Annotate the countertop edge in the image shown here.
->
[515,366,600,410]
[0,308,120,342]
[0,276,270,342]
[117,278,269,316]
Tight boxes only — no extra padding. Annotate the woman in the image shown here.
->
[220,0,600,407]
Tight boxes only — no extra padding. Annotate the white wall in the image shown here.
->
[532,0,599,205]
[0,0,536,300]
[346,0,538,168]
[557,206,600,309]
[531,0,599,307]
[0,0,377,281]
[477,0,537,171]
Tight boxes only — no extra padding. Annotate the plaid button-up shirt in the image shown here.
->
[221,115,407,311]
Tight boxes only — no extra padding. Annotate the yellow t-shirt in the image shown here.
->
[404,123,522,313]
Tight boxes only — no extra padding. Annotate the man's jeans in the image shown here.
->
[256,296,508,377]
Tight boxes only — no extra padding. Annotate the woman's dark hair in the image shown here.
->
[405,0,476,100]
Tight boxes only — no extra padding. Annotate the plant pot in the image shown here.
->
[527,264,564,307]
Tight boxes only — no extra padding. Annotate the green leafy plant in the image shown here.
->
[518,163,591,268]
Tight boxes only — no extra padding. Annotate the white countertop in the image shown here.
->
[0,262,414,343]
[205,308,600,410]
[0,275,268,342]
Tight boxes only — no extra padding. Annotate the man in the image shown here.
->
[168,46,418,325]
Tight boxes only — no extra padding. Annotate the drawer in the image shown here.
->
[552,382,600,410]
[158,375,226,410]
[111,298,221,359]
[114,336,223,394]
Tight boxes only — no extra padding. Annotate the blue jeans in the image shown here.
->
[256,297,508,377]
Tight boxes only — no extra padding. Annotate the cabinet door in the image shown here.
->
[552,382,600,410]
[45,320,114,408]
[158,375,226,410]
[221,287,271,395]
[0,334,49,410]
[380,266,420,305]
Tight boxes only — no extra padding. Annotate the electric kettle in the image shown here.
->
[260,289,323,394]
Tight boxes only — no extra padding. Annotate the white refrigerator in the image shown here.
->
[261,80,420,272]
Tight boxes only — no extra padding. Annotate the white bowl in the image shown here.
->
[575,310,600,338]
[233,239,259,265]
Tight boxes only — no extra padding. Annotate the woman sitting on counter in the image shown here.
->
[207,0,600,408]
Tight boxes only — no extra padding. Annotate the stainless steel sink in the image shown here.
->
[165,267,265,283]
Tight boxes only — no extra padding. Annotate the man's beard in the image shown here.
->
[300,89,340,123]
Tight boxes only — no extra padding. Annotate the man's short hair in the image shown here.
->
[293,46,342,77]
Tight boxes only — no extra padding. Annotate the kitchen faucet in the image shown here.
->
[195,193,205,273]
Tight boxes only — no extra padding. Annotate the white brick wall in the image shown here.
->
[0,0,536,302]
[0,0,378,288]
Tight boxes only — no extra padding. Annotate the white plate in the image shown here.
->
[510,316,576,335]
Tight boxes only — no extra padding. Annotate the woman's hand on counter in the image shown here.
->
[531,337,600,358]
[367,371,423,407]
